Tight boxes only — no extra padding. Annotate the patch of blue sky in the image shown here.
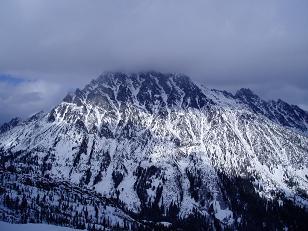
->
[0,74,27,85]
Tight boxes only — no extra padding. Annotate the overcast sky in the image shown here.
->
[0,0,308,123]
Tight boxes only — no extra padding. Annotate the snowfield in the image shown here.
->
[0,221,80,231]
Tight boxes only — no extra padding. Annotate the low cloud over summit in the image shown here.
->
[0,0,308,122]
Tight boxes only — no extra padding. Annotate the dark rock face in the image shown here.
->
[0,117,21,134]
[235,88,308,132]
[0,71,307,230]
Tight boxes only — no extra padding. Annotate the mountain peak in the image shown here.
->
[58,71,212,115]
[94,71,189,86]
[235,88,258,99]
[1,71,308,230]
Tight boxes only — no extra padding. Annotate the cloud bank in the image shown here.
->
[0,0,308,122]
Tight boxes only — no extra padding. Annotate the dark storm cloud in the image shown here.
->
[0,0,308,122]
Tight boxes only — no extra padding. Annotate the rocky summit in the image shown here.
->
[0,71,308,230]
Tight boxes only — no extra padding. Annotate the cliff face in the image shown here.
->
[1,71,307,230]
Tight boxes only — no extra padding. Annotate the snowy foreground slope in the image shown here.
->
[0,71,308,230]
[0,221,79,231]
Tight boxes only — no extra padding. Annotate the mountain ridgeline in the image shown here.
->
[0,71,308,230]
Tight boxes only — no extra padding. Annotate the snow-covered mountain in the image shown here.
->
[0,71,307,230]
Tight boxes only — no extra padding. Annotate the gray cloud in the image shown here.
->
[0,0,308,123]
[0,79,67,122]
